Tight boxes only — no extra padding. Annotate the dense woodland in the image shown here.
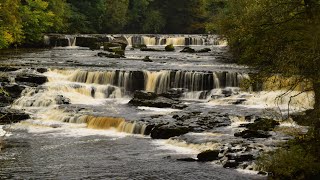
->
[0,0,225,48]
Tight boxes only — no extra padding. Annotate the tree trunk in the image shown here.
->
[312,80,320,136]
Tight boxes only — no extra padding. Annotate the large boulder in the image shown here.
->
[0,108,30,124]
[128,91,185,109]
[140,47,163,52]
[197,150,220,162]
[180,47,195,53]
[150,125,190,139]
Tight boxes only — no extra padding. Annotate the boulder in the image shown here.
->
[54,95,71,105]
[165,44,175,51]
[234,130,271,138]
[196,48,211,53]
[129,96,179,108]
[0,108,30,124]
[132,91,158,99]
[244,118,280,131]
[143,56,153,62]
[36,68,48,73]
[15,74,48,86]
[104,36,128,51]
[150,125,190,139]
[197,150,220,162]
[129,91,184,109]
[132,44,147,49]
[180,47,195,53]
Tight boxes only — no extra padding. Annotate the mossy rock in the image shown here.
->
[165,44,175,51]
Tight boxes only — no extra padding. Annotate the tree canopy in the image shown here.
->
[0,0,226,47]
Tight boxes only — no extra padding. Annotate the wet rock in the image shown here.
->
[15,74,48,86]
[159,88,185,99]
[223,160,239,168]
[97,52,124,58]
[196,48,211,53]
[234,130,271,139]
[197,150,220,162]
[0,66,19,72]
[0,84,25,106]
[180,47,195,53]
[36,68,48,73]
[143,124,155,135]
[245,118,280,131]
[177,158,197,162]
[258,171,268,176]
[226,154,254,162]
[150,125,190,139]
[132,91,158,99]
[0,108,30,124]
[165,44,175,51]
[143,56,153,62]
[54,95,71,105]
[133,44,147,49]
[129,91,183,109]
[111,36,128,50]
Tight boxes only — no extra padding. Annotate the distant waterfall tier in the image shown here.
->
[44,34,226,47]
[52,69,248,94]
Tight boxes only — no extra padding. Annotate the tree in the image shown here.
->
[46,0,71,33]
[20,0,55,44]
[95,0,129,33]
[0,0,23,48]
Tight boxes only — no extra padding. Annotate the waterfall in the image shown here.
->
[84,116,147,135]
[53,69,248,97]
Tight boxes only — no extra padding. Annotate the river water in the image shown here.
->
[0,35,312,179]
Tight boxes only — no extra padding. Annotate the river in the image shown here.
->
[0,34,312,179]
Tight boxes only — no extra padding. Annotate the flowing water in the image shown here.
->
[0,34,313,179]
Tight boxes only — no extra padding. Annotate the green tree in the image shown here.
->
[96,0,129,33]
[216,0,320,112]
[142,10,166,34]
[20,0,55,44]
[47,0,71,33]
[0,0,23,48]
